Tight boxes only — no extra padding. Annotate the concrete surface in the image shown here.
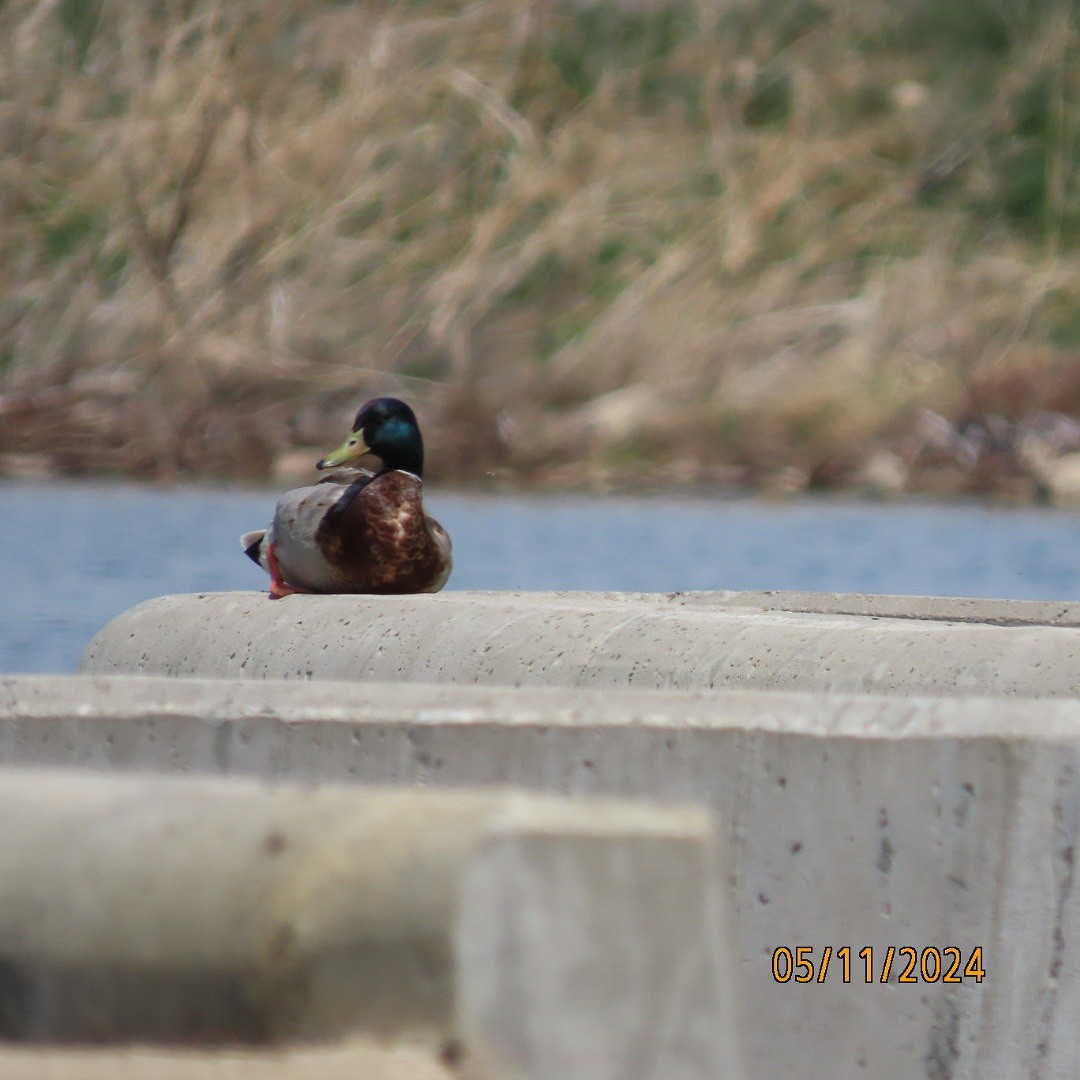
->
[0,1040,452,1080]
[9,672,1080,742]
[78,590,1080,696]
[6,678,1080,1075]
[6,676,1080,1078]
[0,768,735,1080]
[675,589,1080,626]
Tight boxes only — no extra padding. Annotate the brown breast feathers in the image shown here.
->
[315,470,448,593]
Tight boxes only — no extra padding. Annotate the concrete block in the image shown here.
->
[79,590,1080,696]
[0,1040,452,1080]
[5,676,1080,1079]
[0,767,736,1080]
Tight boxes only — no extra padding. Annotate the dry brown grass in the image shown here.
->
[0,0,1077,491]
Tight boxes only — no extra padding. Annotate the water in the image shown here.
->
[5,479,1080,674]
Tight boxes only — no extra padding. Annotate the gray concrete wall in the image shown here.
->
[0,766,735,1080]
[0,1041,451,1080]
[80,590,1080,696]
[5,675,1080,1079]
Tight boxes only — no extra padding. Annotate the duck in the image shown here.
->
[241,397,452,599]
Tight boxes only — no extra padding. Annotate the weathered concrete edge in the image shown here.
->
[0,766,735,1079]
[456,589,1080,627]
[91,587,1080,626]
[438,591,1080,626]
[78,591,1080,697]
[7,674,1080,741]
[0,1040,452,1080]
[673,589,1080,626]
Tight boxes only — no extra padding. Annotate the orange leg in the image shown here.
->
[266,542,311,600]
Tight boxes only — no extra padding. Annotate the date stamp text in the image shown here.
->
[771,946,985,984]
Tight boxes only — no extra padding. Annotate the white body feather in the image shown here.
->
[243,470,373,591]
[263,482,350,590]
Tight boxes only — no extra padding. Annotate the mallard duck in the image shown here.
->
[241,397,452,599]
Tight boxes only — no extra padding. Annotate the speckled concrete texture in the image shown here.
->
[0,1040,453,1080]
[679,589,1080,626]
[0,767,734,1080]
[6,676,1080,1079]
[79,590,1080,696]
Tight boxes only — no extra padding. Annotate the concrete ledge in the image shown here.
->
[0,1040,452,1080]
[80,590,1080,696]
[676,589,1080,626]
[8,672,1080,741]
[6,676,1080,1078]
[0,768,735,1080]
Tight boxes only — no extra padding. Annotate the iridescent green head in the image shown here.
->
[316,397,425,477]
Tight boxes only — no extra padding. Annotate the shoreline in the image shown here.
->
[2,458,1077,508]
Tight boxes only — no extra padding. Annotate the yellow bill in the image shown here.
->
[316,432,370,470]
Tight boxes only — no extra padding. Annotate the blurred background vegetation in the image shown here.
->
[0,0,1076,496]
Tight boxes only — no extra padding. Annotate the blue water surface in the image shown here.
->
[5,480,1080,673]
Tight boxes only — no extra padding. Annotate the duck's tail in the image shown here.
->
[240,530,268,568]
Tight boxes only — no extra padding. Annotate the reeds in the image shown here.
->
[0,0,1076,491]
